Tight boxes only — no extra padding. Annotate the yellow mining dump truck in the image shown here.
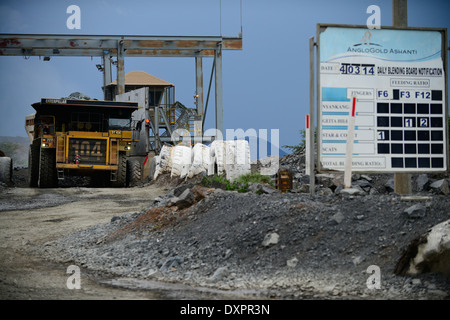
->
[26,98,140,187]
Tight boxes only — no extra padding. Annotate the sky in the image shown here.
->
[0,0,449,155]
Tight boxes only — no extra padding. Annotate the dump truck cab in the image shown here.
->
[27,98,139,187]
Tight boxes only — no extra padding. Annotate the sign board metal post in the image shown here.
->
[393,0,411,194]
[309,36,316,195]
[305,114,311,176]
[344,97,357,188]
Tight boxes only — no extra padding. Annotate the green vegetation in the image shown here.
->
[199,172,273,193]
[282,127,317,154]
[282,129,306,153]
[234,172,272,185]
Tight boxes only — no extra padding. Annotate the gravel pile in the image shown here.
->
[36,172,450,299]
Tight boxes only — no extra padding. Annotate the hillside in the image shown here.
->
[0,136,29,167]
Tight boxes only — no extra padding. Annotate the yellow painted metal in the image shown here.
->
[110,139,118,165]
[122,131,132,139]
[56,135,65,163]
[56,163,118,170]
[56,130,133,167]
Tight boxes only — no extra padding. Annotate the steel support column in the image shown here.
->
[195,57,204,138]
[102,51,112,98]
[214,44,223,138]
[117,40,125,96]
[154,106,160,152]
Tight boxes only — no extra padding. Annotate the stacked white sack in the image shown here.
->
[153,144,174,180]
[210,140,225,176]
[152,140,250,181]
[233,139,251,179]
[188,143,211,178]
[170,145,192,179]
[210,140,251,181]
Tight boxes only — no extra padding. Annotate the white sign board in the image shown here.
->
[318,25,447,172]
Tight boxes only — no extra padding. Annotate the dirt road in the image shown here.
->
[0,185,169,299]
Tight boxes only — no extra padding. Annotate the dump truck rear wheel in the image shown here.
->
[38,148,57,188]
[0,156,13,184]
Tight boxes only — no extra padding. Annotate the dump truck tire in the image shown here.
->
[127,158,142,187]
[112,152,127,187]
[38,148,57,188]
[28,143,40,187]
[0,157,13,184]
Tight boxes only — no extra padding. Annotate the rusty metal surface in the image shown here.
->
[276,170,293,193]
[0,34,242,57]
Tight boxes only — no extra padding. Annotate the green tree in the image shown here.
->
[282,128,317,153]
[282,129,306,153]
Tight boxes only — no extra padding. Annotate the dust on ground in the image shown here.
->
[1,166,450,300]
[0,182,168,299]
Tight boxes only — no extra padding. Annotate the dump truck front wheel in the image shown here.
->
[38,148,57,188]
[127,158,142,187]
[28,143,40,187]
[111,152,127,187]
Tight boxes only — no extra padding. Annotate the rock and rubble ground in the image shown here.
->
[4,149,448,300]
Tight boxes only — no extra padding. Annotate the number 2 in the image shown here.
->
[419,118,428,127]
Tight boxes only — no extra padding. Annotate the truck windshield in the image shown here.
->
[109,118,131,130]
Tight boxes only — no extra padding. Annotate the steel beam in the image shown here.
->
[0,34,242,57]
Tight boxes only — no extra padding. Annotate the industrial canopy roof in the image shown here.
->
[107,71,173,87]
[0,33,242,135]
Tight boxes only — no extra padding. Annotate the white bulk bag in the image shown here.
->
[153,145,174,180]
[210,140,225,176]
[171,145,192,178]
[188,143,211,178]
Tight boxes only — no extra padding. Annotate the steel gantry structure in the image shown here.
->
[0,34,243,137]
